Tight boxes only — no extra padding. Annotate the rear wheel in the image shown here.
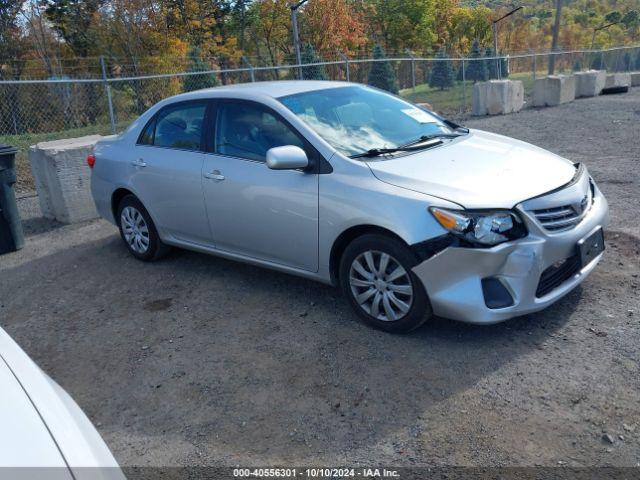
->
[339,234,432,333]
[116,195,170,261]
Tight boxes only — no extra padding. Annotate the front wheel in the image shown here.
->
[339,234,432,333]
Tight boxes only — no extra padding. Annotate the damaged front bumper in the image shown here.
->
[412,185,609,324]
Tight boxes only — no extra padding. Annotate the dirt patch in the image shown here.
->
[143,298,174,312]
[606,230,640,259]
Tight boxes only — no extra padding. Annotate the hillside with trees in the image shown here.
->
[2,0,639,82]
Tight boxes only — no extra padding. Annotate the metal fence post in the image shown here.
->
[100,56,116,135]
[532,51,537,82]
[461,58,467,114]
[242,56,255,82]
[407,50,416,101]
[338,51,350,82]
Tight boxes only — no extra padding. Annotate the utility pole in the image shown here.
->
[290,0,309,80]
[493,22,499,79]
[548,0,563,75]
[492,6,523,79]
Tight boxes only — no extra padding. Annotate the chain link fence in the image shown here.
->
[2,45,639,195]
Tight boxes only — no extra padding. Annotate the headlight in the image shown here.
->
[430,207,526,246]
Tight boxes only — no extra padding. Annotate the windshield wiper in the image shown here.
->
[349,147,406,158]
[398,132,465,149]
[349,132,463,159]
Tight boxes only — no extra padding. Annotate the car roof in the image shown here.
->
[172,80,353,102]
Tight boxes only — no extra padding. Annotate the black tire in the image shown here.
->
[339,233,432,333]
[116,194,170,261]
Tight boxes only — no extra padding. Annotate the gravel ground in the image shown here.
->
[1,90,639,470]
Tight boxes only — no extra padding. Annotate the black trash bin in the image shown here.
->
[0,144,24,254]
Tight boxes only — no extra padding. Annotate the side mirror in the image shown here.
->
[266,145,309,170]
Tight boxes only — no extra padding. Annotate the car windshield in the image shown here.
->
[278,85,455,158]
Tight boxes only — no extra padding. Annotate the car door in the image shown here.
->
[132,100,212,246]
[201,99,319,272]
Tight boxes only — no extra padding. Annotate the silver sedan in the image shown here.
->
[90,81,608,332]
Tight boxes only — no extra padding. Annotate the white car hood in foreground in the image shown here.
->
[0,328,124,479]
[0,356,69,472]
[366,129,577,209]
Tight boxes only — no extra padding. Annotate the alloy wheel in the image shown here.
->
[349,250,414,322]
[121,206,150,254]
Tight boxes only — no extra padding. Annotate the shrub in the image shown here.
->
[183,47,218,92]
[485,47,498,79]
[429,47,454,90]
[301,44,328,80]
[466,39,488,83]
[590,51,605,70]
[368,44,399,94]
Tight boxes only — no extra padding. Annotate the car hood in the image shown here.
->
[366,129,577,209]
[0,355,70,471]
[0,328,124,479]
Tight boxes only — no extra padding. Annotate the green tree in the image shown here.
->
[43,0,103,57]
[456,61,464,81]
[466,39,487,83]
[591,51,605,70]
[0,0,29,134]
[604,10,622,24]
[428,47,454,90]
[501,55,509,78]
[300,43,327,80]
[368,44,398,94]
[485,47,497,79]
[365,0,436,52]
[0,0,26,65]
[183,46,218,92]
[622,10,639,30]
[621,52,632,72]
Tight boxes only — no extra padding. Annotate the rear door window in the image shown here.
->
[151,102,207,151]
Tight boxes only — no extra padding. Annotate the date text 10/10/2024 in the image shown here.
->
[233,468,400,478]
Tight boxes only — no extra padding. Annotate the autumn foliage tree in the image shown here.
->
[251,0,291,74]
[5,0,640,139]
[364,0,436,53]
[301,0,367,56]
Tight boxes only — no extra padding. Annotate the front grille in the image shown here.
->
[531,205,581,232]
[536,255,581,297]
[530,181,594,233]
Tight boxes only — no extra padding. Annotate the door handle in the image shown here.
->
[204,170,225,181]
[132,158,147,168]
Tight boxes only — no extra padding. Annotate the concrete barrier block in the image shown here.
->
[415,102,435,112]
[574,70,606,97]
[631,72,640,87]
[29,135,101,224]
[533,75,576,107]
[605,73,631,89]
[472,80,524,116]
